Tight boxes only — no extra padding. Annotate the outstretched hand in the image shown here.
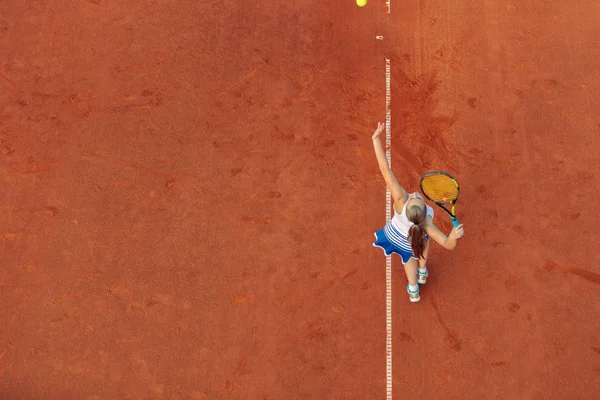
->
[449,224,465,240]
[372,122,385,140]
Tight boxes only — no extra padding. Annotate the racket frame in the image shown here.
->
[419,171,461,227]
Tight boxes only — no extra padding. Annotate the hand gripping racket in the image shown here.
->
[419,171,461,228]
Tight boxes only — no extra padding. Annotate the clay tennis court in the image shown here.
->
[1,0,599,399]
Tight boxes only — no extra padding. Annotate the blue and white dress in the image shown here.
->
[373,200,434,264]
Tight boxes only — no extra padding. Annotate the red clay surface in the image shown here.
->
[1,0,599,399]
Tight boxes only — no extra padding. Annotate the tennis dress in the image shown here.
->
[373,200,434,263]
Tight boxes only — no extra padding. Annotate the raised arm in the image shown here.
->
[372,122,408,203]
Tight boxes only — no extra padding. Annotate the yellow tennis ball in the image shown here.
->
[356,0,367,7]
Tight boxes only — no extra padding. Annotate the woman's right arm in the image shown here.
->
[424,219,464,250]
[372,122,408,203]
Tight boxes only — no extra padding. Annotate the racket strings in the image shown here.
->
[421,175,459,203]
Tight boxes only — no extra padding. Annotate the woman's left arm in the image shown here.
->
[372,122,408,203]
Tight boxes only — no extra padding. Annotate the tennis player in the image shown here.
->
[371,122,464,302]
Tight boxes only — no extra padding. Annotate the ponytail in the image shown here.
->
[409,224,427,259]
[407,205,427,259]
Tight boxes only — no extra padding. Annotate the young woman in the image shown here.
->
[371,122,464,302]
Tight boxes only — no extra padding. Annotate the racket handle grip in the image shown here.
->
[451,217,460,228]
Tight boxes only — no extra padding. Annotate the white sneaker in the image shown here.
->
[407,284,420,303]
[418,268,428,284]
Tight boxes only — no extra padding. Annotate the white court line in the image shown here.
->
[385,6,392,400]
[385,58,392,400]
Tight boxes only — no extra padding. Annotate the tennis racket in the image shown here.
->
[419,171,461,228]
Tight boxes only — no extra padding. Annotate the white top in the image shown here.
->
[384,201,434,252]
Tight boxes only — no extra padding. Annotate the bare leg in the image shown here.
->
[417,240,430,284]
[404,257,421,302]
[403,257,419,286]
[419,239,430,269]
